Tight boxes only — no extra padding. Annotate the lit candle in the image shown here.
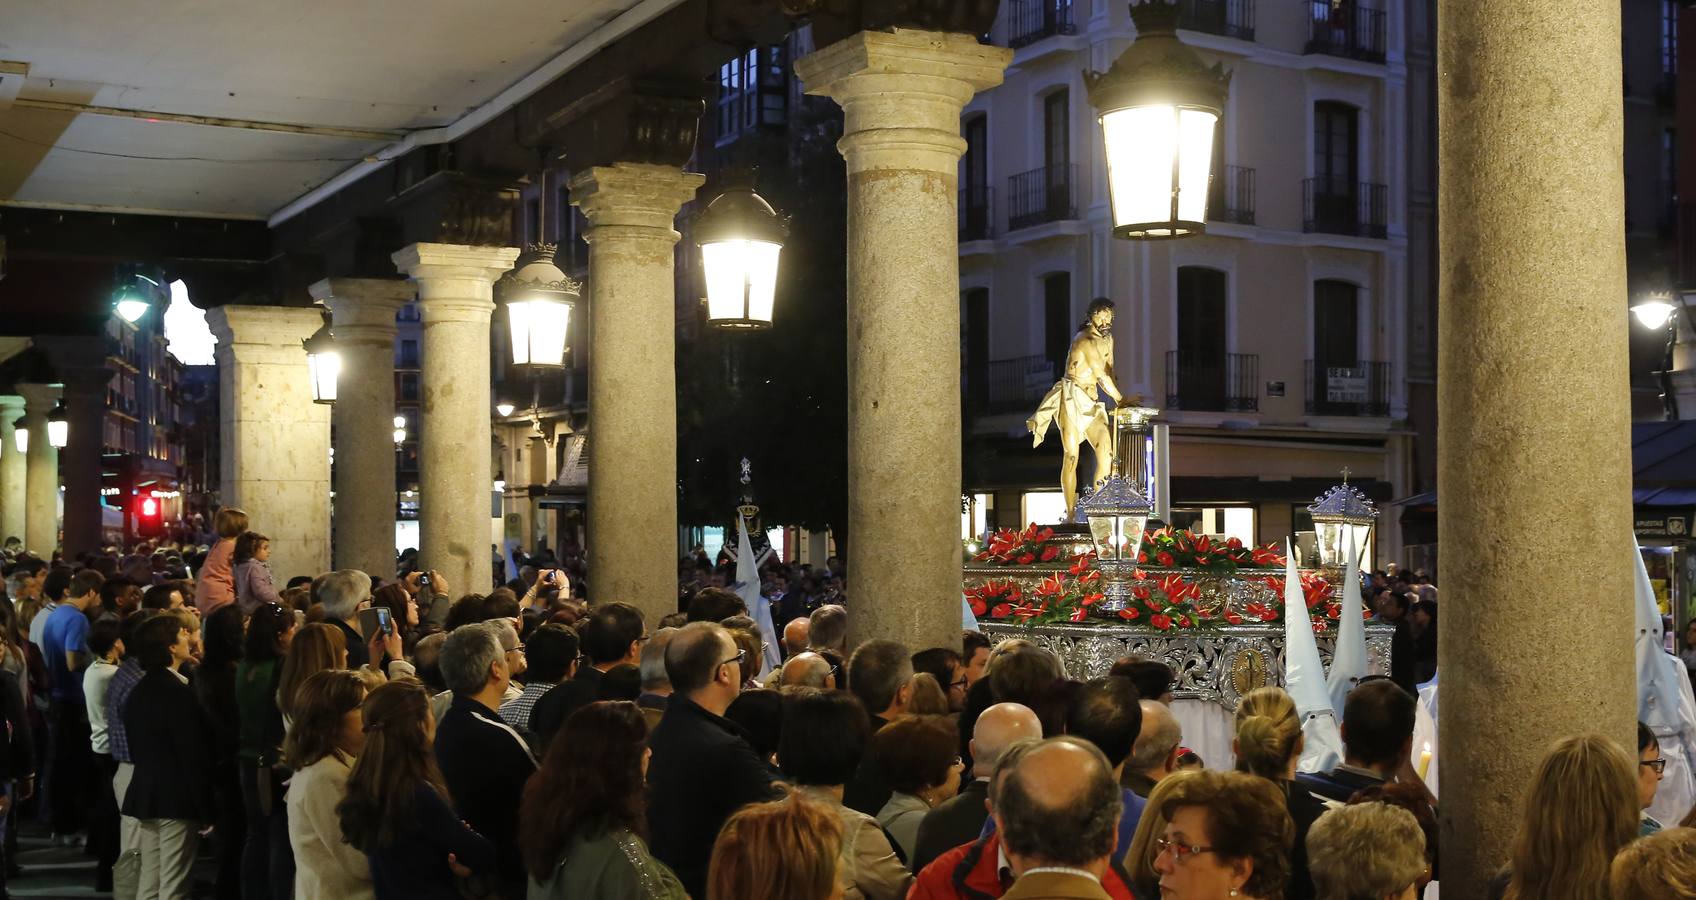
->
[1417,742,1432,780]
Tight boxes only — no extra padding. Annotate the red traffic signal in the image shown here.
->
[136,496,163,537]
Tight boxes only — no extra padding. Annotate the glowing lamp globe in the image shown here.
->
[46,402,68,449]
[1086,1,1230,240]
[695,182,787,330]
[1632,295,1679,330]
[1308,478,1377,570]
[302,321,339,405]
[500,248,577,369]
[11,418,25,454]
[115,294,150,323]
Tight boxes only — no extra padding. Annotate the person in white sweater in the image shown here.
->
[283,669,372,900]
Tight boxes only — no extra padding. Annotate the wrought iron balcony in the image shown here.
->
[959,185,995,242]
[1007,0,1077,48]
[1303,177,1388,238]
[1178,0,1256,40]
[1007,164,1078,231]
[1305,2,1386,62]
[1165,351,1259,412]
[1305,360,1390,416]
[1208,166,1255,226]
[965,354,1055,415]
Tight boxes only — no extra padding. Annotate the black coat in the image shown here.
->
[646,696,779,899]
[0,669,32,779]
[910,777,991,874]
[121,667,216,823]
[434,696,536,895]
[531,665,604,753]
[843,713,893,815]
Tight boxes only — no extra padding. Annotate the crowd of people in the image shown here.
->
[0,511,1684,899]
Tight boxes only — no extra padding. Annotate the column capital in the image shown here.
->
[391,243,519,321]
[312,278,415,344]
[0,396,22,414]
[207,305,327,367]
[15,383,60,413]
[796,29,1010,174]
[569,164,704,232]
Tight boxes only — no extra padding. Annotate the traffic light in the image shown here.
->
[136,496,163,537]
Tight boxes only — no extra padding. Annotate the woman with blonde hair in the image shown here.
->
[1150,768,1293,900]
[194,506,248,616]
[1610,825,1696,899]
[1307,802,1427,900]
[1125,769,1198,896]
[707,789,844,900]
[1495,733,1641,900]
[1233,686,1324,898]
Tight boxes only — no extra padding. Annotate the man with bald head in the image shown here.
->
[783,617,810,656]
[997,738,1123,899]
[1121,699,1182,798]
[911,702,1043,873]
[777,651,835,689]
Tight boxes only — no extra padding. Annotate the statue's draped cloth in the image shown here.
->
[1027,378,1109,448]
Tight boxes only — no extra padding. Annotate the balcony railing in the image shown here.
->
[1007,164,1078,231]
[1305,360,1390,416]
[1007,0,1077,47]
[960,185,995,242]
[1208,166,1256,225]
[1178,0,1256,40]
[1305,2,1386,62]
[965,354,1055,414]
[1303,177,1388,238]
[1165,351,1259,412]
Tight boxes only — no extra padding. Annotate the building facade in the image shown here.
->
[961,0,1415,565]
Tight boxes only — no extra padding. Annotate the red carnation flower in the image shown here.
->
[1224,611,1243,625]
[1069,607,1088,622]
[1226,537,1243,549]
[969,597,987,616]
[1157,551,1175,567]
[1137,551,1149,563]
[990,603,1012,619]
[1017,553,1036,565]
[1150,614,1173,631]
[1040,545,1060,562]
[1119,608,1140,621]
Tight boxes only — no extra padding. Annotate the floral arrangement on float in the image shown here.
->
[965,525,1360,632]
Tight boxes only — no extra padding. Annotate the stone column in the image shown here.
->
[392,244,518,598]
[17,384,60,556]
[206,305,332,583]
[0,396,24,546]
[312,278,415,579]
[570,164,702,626]
[1437,0,1634,893]
[796,30,1010,650]
[58,366,114,558]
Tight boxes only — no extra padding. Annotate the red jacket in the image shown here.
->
[908,833,1140,900]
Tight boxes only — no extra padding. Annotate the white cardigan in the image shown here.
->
[285,752,373,900]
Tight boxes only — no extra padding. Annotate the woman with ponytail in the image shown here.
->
[1233,687,1323,900]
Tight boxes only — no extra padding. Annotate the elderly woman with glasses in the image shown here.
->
[1149,769,1293,900]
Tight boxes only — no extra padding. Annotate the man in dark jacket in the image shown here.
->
[120,613,214,900]
[530,601,645,750]
[842,639,914,815]
[647,622,778,898]
[434,621,536,899]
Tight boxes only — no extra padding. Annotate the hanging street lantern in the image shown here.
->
[46,401,68,449]
[302,314,339,405]
[1086,0,1230,240]
[393,415,407,446]
[11,417,26,455]
[695,178,787,330]
[500,165,578,370]
[1080,473,1153,611]
[501,245,578,369]
[1308,470,1377,570]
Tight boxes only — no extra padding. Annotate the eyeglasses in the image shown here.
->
[949,676,968,690]
[1154,837,1216,864]
[1642,757,1668,775]
[721,648,747,670]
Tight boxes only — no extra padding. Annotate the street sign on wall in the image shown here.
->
[1326,367,1369,403]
